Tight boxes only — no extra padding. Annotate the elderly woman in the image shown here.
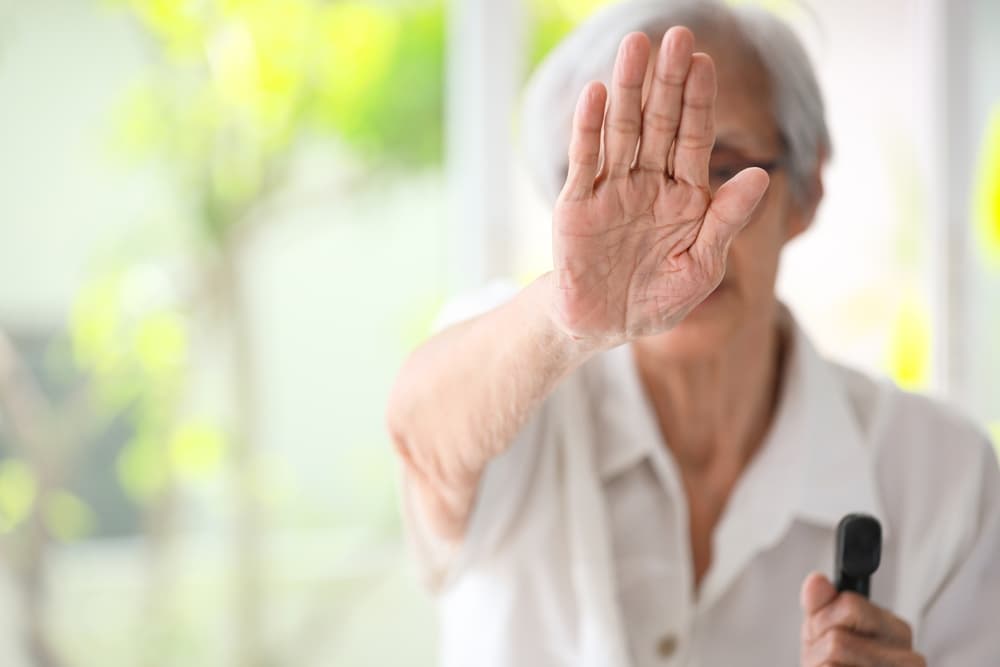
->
[386,2,1000,666]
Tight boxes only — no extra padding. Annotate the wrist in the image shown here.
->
[528,272,609,364]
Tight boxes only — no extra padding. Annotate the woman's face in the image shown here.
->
[635,33,819,359]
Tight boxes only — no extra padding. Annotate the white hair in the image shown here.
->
[520,0,830,205]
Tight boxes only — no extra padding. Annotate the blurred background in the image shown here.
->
[0,0,997,665]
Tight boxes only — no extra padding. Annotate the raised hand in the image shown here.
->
[549,27,770,347]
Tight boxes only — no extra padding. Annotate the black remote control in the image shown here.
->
[835,513,882,598]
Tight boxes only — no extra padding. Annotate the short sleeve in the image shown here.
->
[399,405,549,592]
[398,280,547,593]
[916,439,1000,664]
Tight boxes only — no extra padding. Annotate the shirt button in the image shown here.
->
[657,633,678,659]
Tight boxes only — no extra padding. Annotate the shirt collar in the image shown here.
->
[592,306,888,536]
[593,343,661,481]
[779,311,888,535]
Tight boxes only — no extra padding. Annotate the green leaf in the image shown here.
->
[397,292,444,351]
[71,274,127,377]
[106,0,451,236]
[974,106,1000,269]
[113,0,208,60]
[528,15,574,74]
[117,435,169,502]
[133,311,188,377]
[885,293,931,390]
[44,491,96,542]
[169,420,226,480]
[309,3,445,166]
[0,460,37,534]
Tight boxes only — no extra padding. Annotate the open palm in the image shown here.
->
[550,28,770,345]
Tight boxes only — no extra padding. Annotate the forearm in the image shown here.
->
[386,272,596,541]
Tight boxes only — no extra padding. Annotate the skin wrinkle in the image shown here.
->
[556,209,653,237]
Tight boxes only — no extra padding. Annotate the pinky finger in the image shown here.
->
[561,81,608,202]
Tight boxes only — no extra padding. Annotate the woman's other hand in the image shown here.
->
[800,573,927,666]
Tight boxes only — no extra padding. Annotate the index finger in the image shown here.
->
[561,81,609,201]
[807,592,913,649]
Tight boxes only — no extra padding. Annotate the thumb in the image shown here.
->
[800,571,838,615]
[698,166,770,254]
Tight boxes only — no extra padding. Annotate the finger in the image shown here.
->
[695,166,769,257]
[603,32,650,179]
[636,26,693,172]
[809,592,913,648]
[561,81,609,201]
[800,572,839,615]
[803,628,868,667]
[804,627,925,667]
[672,52,717,186]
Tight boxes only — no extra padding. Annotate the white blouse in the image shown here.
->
[401,289,1000,667]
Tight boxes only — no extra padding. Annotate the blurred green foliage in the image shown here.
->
[72,273,187,403]
[974,106,1000,269]
[72,0,450,526]
[525,0,801,75]
[527,5,574,74]
[70,268,225,507]
[112,0,445,243]
[885,292,931,390]
[0,459,37,534]
[44,490,97,542]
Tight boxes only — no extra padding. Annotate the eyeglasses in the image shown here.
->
[708,155,785,192]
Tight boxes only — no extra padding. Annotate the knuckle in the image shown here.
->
[899,620,914,646]
[676,135,714,151]
[643,106,680,133]
[823,628,854,660]
[681,97,713,112]
[800,619,812,643]
[840,594,864,616]
[605,159,633,175]
[569,147,601,165]
[806,615,824,642]
[834,594,867,629]
[636,159,665,173]
[898,655,925,667]
[654,70,686,88]
[607,117,641,134]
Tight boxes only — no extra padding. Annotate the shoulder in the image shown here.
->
[830,362,1000,610]
[831,362,994,474]
[831,361,998,560]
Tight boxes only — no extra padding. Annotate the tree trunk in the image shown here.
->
[220,248,266,667]
[0,331,65,667]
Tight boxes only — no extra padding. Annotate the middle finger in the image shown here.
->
[635,26,694,173]
[603,32,651,179]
